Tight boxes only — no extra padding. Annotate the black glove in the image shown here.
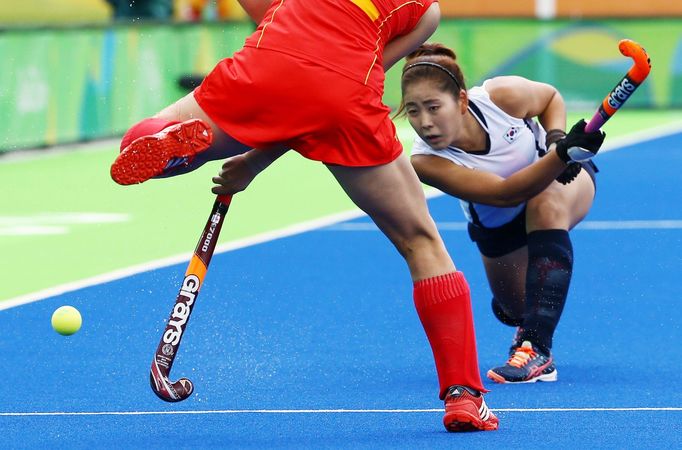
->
[555,119,606,163]
[556,163,582,185]
[544,128,581,185]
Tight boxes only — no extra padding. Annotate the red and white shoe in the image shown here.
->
[443,385,499,432]
[111,119,213,185]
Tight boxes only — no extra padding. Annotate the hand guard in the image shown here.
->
[555,119,606,163]
[545,129,581,185]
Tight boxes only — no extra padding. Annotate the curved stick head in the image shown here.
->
[150,362,194,402]
[618,39,651,83]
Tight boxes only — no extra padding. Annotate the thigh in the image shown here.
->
[526,169,595,232]
[326,154,455,280]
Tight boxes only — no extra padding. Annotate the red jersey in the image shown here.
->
[194,0,437,166]
[244,0,436,92]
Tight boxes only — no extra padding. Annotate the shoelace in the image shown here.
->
[506,345,537,368]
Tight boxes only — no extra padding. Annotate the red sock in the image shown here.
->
[120,118,180,151]
[413,271,486,399]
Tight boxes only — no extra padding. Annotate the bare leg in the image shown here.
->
[526,171,595,232]
[153,92,252,170]
[326,154,455,281]
[328,155,489,401]
[112,92,256,184]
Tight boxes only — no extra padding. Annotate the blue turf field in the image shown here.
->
[2,132,681,449]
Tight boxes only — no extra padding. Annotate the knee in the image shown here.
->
[394,230,441,259]
[391,222,453,265]
[384,219,456,278]
[526,195,569,229]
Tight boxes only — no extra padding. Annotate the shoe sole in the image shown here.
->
[486,368,558,384]
[111,119,213,185]
[444,410,499,432]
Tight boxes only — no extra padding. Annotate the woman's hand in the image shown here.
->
[211,147,289,195]
[555,119,606,163]
[211,154,256,195]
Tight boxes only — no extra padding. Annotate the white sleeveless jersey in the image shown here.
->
[411,82,547,228]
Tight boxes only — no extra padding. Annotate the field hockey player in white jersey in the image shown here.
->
[399,43,605,384]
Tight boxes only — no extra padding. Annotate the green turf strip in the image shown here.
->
[1,110,681,302]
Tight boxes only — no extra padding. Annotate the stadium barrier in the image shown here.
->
[437,0,682,18]
[0,18,679,152]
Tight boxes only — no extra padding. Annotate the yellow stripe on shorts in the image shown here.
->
[350,0,380,20]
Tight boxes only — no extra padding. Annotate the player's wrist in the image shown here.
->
[545,129,566,148]
[554,143,573,164]
[244,150,274,174]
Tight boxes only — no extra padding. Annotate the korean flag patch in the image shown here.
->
[503,126,522,144]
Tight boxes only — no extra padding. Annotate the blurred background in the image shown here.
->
[1,0,681,151]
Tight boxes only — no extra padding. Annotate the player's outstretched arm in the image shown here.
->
[211,147,289,195]
[412,120,604,207]
[485,75,587,184]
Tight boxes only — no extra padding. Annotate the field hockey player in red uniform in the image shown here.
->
[110,0,498,432]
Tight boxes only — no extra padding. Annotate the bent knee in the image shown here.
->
[526,196,570,229]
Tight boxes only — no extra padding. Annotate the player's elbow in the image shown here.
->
[490,184,530,208]
[493,195,525,208]
[487,184,527,207]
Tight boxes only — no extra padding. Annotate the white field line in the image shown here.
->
[2,122,681,310]
[0,208,364,311]
[324,220,682,231]
[1,407,681,417]
[0,190,444,311]
[598,120,682,152]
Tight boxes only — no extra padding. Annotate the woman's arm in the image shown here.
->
[486,76,566,135]
[411,78,573,206]
[237,0,272,24]
[382,3,440,70]
[411,151,569,207]
[212,146,289,195]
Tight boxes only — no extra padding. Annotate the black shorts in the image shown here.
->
[467,210,528,258]
[467,161,598,258]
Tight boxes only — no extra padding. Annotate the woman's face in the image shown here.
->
[403,79,464,150]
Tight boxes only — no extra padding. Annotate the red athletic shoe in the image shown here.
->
[443,385,499,432]
[111,119,213,185]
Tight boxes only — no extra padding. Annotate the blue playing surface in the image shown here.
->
[2,133,681,448]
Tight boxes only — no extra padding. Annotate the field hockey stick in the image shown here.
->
[150,194,233,402]
[584,39,651,133]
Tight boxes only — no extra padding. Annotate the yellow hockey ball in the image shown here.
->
[51,305,82,336]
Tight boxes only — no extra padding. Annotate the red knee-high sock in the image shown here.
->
[413,271,486,399]
[120,118,180,151]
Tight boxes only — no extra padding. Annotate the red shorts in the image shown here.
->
[193,47,402,167]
